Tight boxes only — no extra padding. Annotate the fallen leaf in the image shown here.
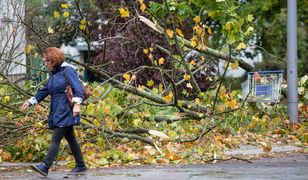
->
[119,7,130,18]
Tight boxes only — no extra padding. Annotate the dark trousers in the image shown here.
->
[43,126,85,169]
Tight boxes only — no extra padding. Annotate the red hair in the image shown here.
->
[44,47,64,68]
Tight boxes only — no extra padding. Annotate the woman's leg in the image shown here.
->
[65,126,86,167]
[43,127,69,169]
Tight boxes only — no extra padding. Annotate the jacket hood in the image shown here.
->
[51,61,77,74]
[61,62,77,70]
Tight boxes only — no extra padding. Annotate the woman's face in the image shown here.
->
[43,54,54,71]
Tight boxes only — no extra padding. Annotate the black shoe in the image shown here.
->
[31,163,49,176]
[68,166,87,175]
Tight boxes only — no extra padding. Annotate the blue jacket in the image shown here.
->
[29,62,84,129]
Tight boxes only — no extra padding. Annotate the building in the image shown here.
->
[0,0,26,82]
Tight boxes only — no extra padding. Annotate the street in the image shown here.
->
[1,153,307,180]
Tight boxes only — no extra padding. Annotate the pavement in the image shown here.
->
[0,145,307,180]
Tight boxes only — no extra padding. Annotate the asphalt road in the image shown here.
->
[1,153,307,180]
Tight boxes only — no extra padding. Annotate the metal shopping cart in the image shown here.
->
[241,70,284,103]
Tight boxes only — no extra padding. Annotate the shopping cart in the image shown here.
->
[241,70,284,103]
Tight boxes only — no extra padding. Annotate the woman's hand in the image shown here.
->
[20,101,30,111]
[73,103,81,116]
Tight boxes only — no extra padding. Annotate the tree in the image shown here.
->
[3,0,307,166]
[239,0,308,73]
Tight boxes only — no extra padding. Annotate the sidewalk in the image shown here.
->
[224,144,302,156]
[0,145,306,179]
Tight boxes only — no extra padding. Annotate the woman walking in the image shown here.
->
[21,47,87,176]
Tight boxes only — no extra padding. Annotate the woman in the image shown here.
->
[21,47,87,176]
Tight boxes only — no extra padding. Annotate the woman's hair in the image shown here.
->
[44,47,65,68]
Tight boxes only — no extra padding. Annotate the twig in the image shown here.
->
[203,156,252,164]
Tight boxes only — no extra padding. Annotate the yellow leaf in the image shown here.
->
[148,53,153,59]
[244,26,254,36]
[208,11,214,17]
[259,141,272,153]
[53,11,60,19]
[127,153,136,161]
[176,28,184,37]
[80,24,86,30]
[193,16,201,23]
[140,3,147,12]
[191,40,197,47]
[92,86,101,98]
[166,29,174,38]
[80,19,87,25]
[236,42,247,50]
[63,11,69,18]
[3,96,10,103]
[147,80,154,87]
[190,60,196,66]
[93,119,100,126]
[24,44,33,54]
[1,151,12,161]
[201,56,205,62]
[159,83,163,92]
[34,122,43,128]
[226,99,237,109]
[207,28,212,35]
[225,22,232,31]
[123,73,131,81]
[248,116,259,129]
[177,101,183,107]
[219,86,228,101]
[7,112,13,118]
[119,7,130,18]
[230,90,237,99]
[195,98,200,105]
[194,26,204,36]
[230,61,239,70]
[86,103,96,115]
[61,3,69,9]
[143,48,148,54]
[137,85,146,91]
[163,92,173,103]
[197,43,203,50]
[158,57,165,65]
[184,74,190,81]
[103,106,110,115]
[270,117,282,127]
[132,118,142,127]
[144,156,156,164]
[247,14,254,22]
[216,105,225,112]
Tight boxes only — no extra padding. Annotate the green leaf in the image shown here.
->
[110,104,123,116]
[98,158,109,165]
[300,75,308,86]
[304,92,308,100]
[298,87,305,94]
[96,137,105,148]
